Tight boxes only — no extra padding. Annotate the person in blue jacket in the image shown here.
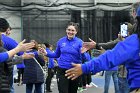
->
[44,43,55,92]
[0,18,22,93]
[65,2,140,93]
[0,18,35,93]
[0,35,35,93]
[39,22,85,93]
[16,62,25,86]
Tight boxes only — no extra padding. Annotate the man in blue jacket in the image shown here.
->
[45,43,55,92]
[65,2,140,93]
[0,18,28,93]
[0,18,19,93]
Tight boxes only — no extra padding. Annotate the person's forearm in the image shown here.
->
[47,48,60,58]
[12,56,23,65]
[98,39,119,50]
[7,47,20,58]
[82,34,139,74]
[95,43,101,50]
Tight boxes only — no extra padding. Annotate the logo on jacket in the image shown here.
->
[62,43,66,47]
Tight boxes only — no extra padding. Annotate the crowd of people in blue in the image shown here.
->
[0,1,140,93]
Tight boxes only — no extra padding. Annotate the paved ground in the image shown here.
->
[15,75,115,93]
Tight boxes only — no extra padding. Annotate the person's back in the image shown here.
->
[23,55,44,84]
[23,40,45,93]
[23,50,45,93]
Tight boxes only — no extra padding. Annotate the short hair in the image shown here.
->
[0,18,10,32]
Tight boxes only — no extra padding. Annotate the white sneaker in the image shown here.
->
[90,82,98,87]
[86,84,92,88]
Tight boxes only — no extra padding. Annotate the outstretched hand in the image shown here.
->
[38,47,47,56]
[65,63,83,80]
[81,38,96,53]
[16,39,35,52]
[7,39,35,59]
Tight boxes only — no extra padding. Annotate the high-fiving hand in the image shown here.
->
[65,63,83,80]
[38,47,47,56]
[16,39,35,52]
[81,38,96,53]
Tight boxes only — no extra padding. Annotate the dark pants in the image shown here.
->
[57,67,79,93]
[82,75,87,87]
[86,74,92,85]
[79,74,92,87]
[17,68,24,83]
[78,76,83,87]
[46,68,54,91]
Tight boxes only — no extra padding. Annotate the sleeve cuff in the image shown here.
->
[0,52,9,63]
[96,43,101,50]
[82,60,95,74]
[81,64,87,74]
[33,51,38,57]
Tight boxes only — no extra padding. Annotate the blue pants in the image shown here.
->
[26,83,44,93]
[118,77,129,93]
[104,71,119,93]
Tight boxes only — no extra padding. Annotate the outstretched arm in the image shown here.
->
[81,38,97,53]
[0,39,35,63]
[66,34,139,80]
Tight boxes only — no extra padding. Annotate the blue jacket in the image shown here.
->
[47,36,83,69]
[16,63,25,68]
[0,34,19,62]
[1,34,25,70]
[0,52,8,62]
[0,34,17,62]
[46,48,54,68]
[82,34,140,90]
[82,52,91,63]
[1,34,18,51]
[1,34,23,55]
